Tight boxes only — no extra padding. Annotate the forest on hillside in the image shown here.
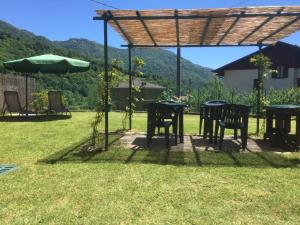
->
[0,20,213,108]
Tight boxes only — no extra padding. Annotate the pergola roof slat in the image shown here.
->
[217,12,244,45]
[259,15,300,43]
[175,10,180,46]
[136,11,157,46]
[107,11,133,45]
[200,17,212,45]
[95,6,300,47]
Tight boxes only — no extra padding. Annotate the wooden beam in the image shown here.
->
[239,16,274,44]
[200,17,211,45]
[217,12,244,45]
[175,10,180,46]
[136,11,157,46]
[93,12,300,21]
[259,15,300,43]
[121,43,270,48]
[107,11,132,44]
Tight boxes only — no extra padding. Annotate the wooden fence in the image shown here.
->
[0,74,36,109]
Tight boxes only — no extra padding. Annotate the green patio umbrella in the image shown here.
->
[3,54,90,115]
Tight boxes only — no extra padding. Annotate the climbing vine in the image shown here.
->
[250,53,276,134]
[122,57,145,129]
[90,59,124,149]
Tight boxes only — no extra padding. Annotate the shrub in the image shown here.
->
[31,91,48,113]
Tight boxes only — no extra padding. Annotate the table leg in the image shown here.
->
[264,110,272,140]
[284,115,291,133]
[296,114,300,146]
[179,109,184,143]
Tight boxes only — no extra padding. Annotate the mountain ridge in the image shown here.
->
[0,19,213,107]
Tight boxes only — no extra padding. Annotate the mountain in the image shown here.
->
[0,20,104,108]
[0,20,213,108]
[56,38,212,88]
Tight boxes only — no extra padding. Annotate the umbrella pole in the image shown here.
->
[25,73,28,117]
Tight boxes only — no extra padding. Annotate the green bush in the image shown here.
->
[31,91,48,113]
[189,77,300,114]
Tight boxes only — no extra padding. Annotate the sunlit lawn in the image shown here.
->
[0,112,299,225]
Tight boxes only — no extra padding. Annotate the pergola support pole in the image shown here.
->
[256,44,263,135]
[176,47,181,97]
[104,17,109,150]
[128,45,132,130]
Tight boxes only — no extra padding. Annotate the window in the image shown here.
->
[297,78,300,87]
[253,79,259,90]
[271,65,288,79]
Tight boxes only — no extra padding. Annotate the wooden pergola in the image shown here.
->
[94,6,300,150]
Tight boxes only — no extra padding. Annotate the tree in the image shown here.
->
[250,53,275,134]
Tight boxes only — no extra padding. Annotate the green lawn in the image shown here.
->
[0,112,299,225]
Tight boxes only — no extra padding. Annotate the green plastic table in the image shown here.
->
[264,105,300,149]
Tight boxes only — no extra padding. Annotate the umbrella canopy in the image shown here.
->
[3,54,90,73]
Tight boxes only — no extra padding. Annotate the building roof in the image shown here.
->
[114,79,165,90]
[95,6,300,47]
[214,42,300,76]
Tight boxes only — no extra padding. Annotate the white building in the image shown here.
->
[214,42,300,92]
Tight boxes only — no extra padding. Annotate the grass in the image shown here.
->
[0,112,299,225]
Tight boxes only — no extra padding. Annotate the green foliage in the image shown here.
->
[122,57,144,129]
[250,53,273,79]
[57,39,213,92]
[30,90,48,113]
[250,53,275,134]
[0,20,213,109]
[90,59,125,148]
[159,89,175,101]
[189,76,300,115]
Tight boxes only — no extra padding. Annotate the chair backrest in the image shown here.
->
[201,104,224,120]
[48,91,64,111]
[205,100,227,104]
[4,91,22,113]
[147,103,174,127]
[221,104,250,128]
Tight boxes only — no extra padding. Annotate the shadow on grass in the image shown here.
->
[39,131,125,164]
[39,134,300,169]
[0,115,72,122]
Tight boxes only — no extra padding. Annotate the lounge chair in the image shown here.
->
[48,91,71,115]
[2,91,33,116]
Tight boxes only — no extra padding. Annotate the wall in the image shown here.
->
[0,74,36,110]
[224,69,298,92]
[224,69,258,92]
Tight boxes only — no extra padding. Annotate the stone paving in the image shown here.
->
[118,133,287,153]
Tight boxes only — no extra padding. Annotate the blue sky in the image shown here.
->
[1,0,300,69]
